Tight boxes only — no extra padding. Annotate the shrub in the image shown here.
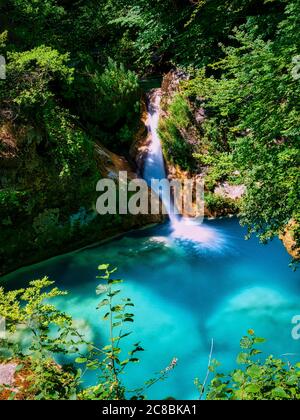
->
[203,330,300,400]
[0,265,176,400]
[0,46,73,122]
[0,189,28,225]
[205,192,239,215]
[158,94,194,170]
[75,59,140,146]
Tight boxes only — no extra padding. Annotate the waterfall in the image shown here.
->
[142,88,226,250]
[143,89,166,183]
[143,89,178,223]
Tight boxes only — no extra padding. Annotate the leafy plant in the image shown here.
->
[181,0,300,250]
[0,277,82,399]
[158,94,195,170]
[0,46,73,122]
[77,264,143,400]
[0,265,177,400]
[205,192,239,215]
[202,330,300,400]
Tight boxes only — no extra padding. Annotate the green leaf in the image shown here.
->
[286,375,298,386]
[103,345,112,351]
[237,352,249,365]
[86,362,99,370]
[111,305,123,312]
[250,349,262,356]
[96,284,108,295]
[245,384,260,394]
[75,357,87,364]
[253,337,266,344]
[108,279,123,285]
[108,290,121,298]
[97,299,109,308]
[232,370,245,383]
[272,387,289,399]
[124,318,134,323]
[15,364,24,372]
[246,365,261,378]
[98,264,109,270]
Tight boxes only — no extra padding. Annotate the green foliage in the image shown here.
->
[194,152,240,191]
[4,0,66,50]
[100,0,285,71]
[0,46,73,121]
[78,264,142,400]
[204,330,300,400]
[95,59,139,127]
[32,209,62,247]
[0,31,8,49]
[1,0,297,272]
[43,106,95,178]
[0,189,28,225]
[75,59,140,148]
[0,266,176,400]
[0,277,80,399]
[182,0,300,248]
[1,272,300,400]
[158,94,195,170]
[0,45,99,271]
[205,192,239,216]
[78,264,177,400]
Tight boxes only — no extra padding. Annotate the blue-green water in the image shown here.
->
[2,218,300,399]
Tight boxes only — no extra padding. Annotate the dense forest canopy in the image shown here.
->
[0,0,299,273]
[0,0,289,71]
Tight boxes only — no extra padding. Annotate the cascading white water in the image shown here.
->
[143,88,226,250]
[143,89,177,223]
[143,89,165,184]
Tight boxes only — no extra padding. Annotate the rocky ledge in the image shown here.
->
[280,220,300,261]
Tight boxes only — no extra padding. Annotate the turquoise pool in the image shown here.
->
[2,218,300,399]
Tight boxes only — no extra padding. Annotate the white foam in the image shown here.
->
[170,219,227,253]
